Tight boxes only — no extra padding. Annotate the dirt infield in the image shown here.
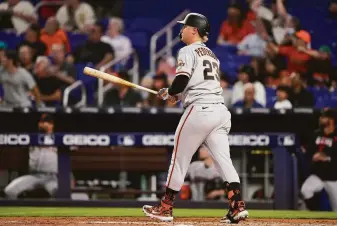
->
[0,217,337,226]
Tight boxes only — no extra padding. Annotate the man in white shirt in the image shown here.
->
[101,17,132,60]
[0,0,37,34]
[250,0,292,44]
[56,0,96,32]
[237,19,270,58]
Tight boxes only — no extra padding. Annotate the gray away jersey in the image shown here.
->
[29,146,58,173]
[176,41,225,108]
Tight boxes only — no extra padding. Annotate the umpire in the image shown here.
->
[301,109,337,211]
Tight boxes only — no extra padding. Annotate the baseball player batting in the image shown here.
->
[4,114,58,199]
[142,13,248,224]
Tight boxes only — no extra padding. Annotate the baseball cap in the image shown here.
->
[0,41,7,50]
[319,45,332,54]
[40,113,54,123]
[295,30,311,44]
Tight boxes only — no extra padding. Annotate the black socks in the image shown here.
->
[162,187,178,206]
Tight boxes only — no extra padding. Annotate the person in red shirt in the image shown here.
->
[217,3,255,45]
[267,30,312,74]
[245,0,257,22]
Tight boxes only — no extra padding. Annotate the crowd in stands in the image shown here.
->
[214,0,337,109]
[0,0,337,109]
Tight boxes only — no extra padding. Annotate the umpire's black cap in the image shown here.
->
[40,113,54,124]
[321,109,336,121]
[177,13,210,37]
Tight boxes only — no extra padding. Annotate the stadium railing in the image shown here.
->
[148,10,190,74]
[97,49,139,107]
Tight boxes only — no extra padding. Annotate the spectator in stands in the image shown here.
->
[264,59,280,88]
[18,45,34,74]
[306,46,336,87]
[237,18,270,58]
[103,71,142,107]
[17,24,47,58]
[144,73,169,108]
[40,17,71,55]
[101,17,132,60]
[290,72,314,108]
[267,30,312,75]
[330,75,337,93]
[250,57,267,82]
[56,0,96,33]
[329,0,337,19]
[217,3,254,45]
[33,56,64,106]
[0,0,37,34]
[0,50,41,107]
[156,56,176,84]
[279,75,292,87]
[231,65,266,106]
[273,85,292,109]
[86,0,123,19]
[280,17,302,46]
[233,83,263,108]
[245,0,257,22]
[39,0,60,22]
[220,73,232,108]
[254,0,292,44]
[72,22,114,69]
[49,44,76,85]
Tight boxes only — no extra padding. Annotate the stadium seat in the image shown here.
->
[0,85,3,98]
[128,18,164,33]
[67,32,88,51]
[74,63,97,105]
[0,31,24,50]
[330,90,337,108]
[308,87,331,108]
[265,87,277,106]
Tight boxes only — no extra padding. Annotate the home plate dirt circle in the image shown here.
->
[0,217,336,226]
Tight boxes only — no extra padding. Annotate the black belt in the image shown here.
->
[30,171,57,175]
[184,102,224,110]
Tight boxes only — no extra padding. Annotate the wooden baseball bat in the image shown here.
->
[83,67,158,95]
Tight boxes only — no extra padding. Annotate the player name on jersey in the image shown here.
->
[194,47,217,60]
[0,133,296,147]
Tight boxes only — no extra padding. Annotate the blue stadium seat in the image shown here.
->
[0,85,3,98]
[0,31,24,50]
[330,90,337,108]
[265,87,277,106]
[308,87,331,108]
[67,32,87,51]
[212,45,238,55]
[128,18,164,33]
[74,63,97,105]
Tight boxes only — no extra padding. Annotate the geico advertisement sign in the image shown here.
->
[228,135,270,146]
[141,134,270,146]
[0,134,30,145]
[142,135,175,146]
[63,134,110,146]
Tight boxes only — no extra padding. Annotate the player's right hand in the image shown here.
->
[158,88,169,100]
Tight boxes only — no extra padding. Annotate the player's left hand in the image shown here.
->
[158,88,169,100]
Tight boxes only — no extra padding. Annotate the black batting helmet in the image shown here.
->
[177,13,210,38]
